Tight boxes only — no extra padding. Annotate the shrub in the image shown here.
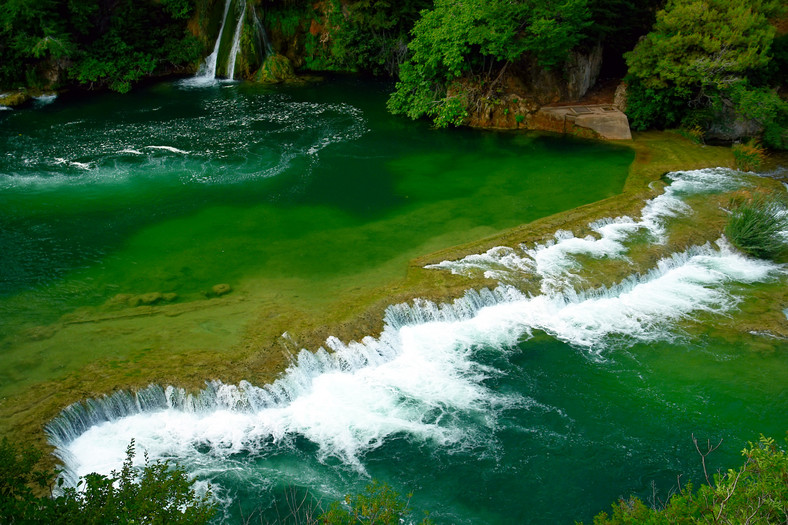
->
[0,438,217,524]
[725,194,788,260]
[320,480,432,525]
[732,140,767,171]
[588,434,788,524]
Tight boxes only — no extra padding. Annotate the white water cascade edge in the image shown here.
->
[45,168,786,496]
[181,0,234,87]
[225,1,247,80]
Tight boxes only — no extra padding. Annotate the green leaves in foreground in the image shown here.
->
[588,435,788,524]
[0,438,217,525]
[320,480,433,525]
[725,194,788,260]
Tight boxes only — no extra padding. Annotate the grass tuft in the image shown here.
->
[732,139,766,171]
[725,193,788,260]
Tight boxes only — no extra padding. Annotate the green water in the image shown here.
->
[0,78,630,398]
[4,78,787,525]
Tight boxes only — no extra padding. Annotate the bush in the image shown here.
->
[588,434,788,524]
[623,0,787,145]
[732,140,767,171]
[320,480,432,525]
[725,194,788,260]
[0,438,217,524]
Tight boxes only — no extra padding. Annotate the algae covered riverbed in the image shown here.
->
[1,78,786,524]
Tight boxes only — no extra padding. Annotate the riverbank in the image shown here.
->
[2,128,785,475]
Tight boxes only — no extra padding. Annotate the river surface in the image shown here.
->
[2,78,786,524]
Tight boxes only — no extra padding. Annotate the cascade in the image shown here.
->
[188,0,273,83]
[225,1,247,79]
[253,7,274,58]
[195,0,233,80]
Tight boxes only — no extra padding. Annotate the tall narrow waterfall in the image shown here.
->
[225,1,247,79]
[195,0,233,81]
[253,7,274,58]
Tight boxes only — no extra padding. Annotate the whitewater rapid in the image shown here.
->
[46,168,786,496]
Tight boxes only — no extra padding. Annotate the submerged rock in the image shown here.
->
[106,292,178,308]
[211,283,232,296]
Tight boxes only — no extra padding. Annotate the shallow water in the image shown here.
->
[3,80,786,524]
[0,78,630,399]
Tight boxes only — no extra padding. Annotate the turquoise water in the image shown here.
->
[2,79,786,524]
[0,78,631,398]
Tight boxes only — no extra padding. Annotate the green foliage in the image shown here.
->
[0,438,217,524]
[732,139,767,171]
[327,0,431,76]
[319,480,432,525]
[625,81,690,131]
[674,125,704,145]
[725,193,787,260]
[626,0,781,91]
[589,435,788,524]
[387,0,591,127]
[0,0,201,92]
[624,0,787,147]
[726,82,788,150]
[0,437,52,521]
[266,5,308,40]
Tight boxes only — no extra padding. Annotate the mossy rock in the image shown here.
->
[211,283,232,296]
[0,91,31,108]
[252,54,297,84]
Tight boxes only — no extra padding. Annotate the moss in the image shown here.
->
[0,91,31,108]
[251,53,297,83]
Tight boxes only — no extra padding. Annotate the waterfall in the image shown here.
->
[43,168,786,493]
[183,0,273,85]
[253,7,274,58]
[225,1,247,79]
[195,0,233,81]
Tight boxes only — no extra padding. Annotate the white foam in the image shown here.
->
[48,238,784,491]
[428,168,748,292]
[145,145,189,154]
[34,94,57,106]
[177,75,220,88]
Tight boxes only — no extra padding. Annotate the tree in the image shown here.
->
[588,434,788,524]
[0,438,217,524]
[624,0,787,148]
[0,0,201,92]
[387,0,591,127]
[320,480,432,525]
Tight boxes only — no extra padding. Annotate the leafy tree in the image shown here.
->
[320,480,432,525]
[0,438,217,524]
[0,0,201,92]
[624,0,787,148]
[387,0,591,127]
[587,434,788,524]
[0,437,53,522]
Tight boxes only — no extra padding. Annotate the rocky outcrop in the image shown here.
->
[462,46,631,139]
[613,82,628,113]
[533,105,632,140]
[705,106,764,142]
